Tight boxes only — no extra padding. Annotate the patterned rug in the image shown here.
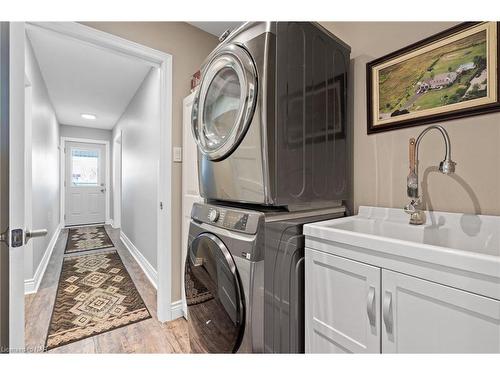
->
[65,226,114,254]
[45,250,151,350]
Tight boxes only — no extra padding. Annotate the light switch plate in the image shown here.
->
[173,147,182,162]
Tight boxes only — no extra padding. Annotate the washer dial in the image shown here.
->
[208,208,220,222]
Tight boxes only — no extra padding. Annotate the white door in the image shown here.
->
[65,141,106,226]
[381,269,500,353]
[305,249,381,353]
[5,22,48,351]
[6,22,27,352]
[181,92,202,316]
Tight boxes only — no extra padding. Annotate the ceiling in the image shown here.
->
[188,22,244,38]
[26,26,152,130]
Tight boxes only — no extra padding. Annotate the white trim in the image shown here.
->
[9,21,27,351]
[156,53,173,322]
[170,300,185,320]
[120,229,184,321]
[112,131,122,229]
[120,231,158,289]
[60,137,111,227]
[31,21,173,323]
[24,223,62,294]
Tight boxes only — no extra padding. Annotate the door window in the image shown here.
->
[71,148,100,186]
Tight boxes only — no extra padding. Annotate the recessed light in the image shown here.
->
[81,113,97,120]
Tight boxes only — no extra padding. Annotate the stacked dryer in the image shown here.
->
[185,22,351,353]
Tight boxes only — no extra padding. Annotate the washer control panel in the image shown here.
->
[192,203,260,234]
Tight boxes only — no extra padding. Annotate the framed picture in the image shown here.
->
[367,22,500,134]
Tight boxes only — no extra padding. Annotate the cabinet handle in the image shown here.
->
[366,286,376,327]
[383,291,393,335]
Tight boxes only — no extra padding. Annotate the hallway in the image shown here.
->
[25,226,189,353]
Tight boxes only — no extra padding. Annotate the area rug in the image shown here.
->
[45,250,151,350]
[65,226,114,254]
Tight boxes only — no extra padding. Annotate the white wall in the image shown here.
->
[113,67,160,269]
[25,37,60,280]
[60,124,112,142]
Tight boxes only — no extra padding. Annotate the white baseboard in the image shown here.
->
[119,232,183,321]
[25,223,62,294]
[105,218,114,226]
[170,299,185,320]
[119,231,158,289]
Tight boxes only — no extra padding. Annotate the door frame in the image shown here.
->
[60,137,111,227]
[112,131,122,229]
[25,22,174,325]
[8,21,26,351]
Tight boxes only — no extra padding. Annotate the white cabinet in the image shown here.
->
[305,249,381,353]
[381,269,500,353]
[306,249,500,353]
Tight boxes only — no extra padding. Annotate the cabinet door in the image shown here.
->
[305,249,381,353]
[382,269,500,353]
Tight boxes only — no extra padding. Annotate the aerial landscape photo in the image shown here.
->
[378,30,488,120]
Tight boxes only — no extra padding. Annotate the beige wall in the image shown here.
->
[81,22,218,301]
[320,22,500,217]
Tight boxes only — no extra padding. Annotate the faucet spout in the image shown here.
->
[405,125,456,225]
[414,125,456,177]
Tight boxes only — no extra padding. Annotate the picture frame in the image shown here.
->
[366,22,500,134]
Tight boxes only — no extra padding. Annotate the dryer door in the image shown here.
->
[192,44,257,161]
[185,232,245,353]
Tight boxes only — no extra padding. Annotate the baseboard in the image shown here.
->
[105,218,114,226]
[24,223,62,294]
[171,299,185,320]
[119,232,182,322]
[119,231,158,289]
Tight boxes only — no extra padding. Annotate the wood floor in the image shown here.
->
[25,225,191,353]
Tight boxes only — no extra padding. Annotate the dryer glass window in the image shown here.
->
[185,233,244,353]
[202,67,242,151]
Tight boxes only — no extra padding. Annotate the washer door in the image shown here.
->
[185,233,245,353]
[192,44,257,161]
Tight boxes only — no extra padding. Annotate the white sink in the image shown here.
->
[324,207,500,257]
[304,206,500,281]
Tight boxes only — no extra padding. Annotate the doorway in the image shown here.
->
[62,139,109,227]
[6,22,175,351]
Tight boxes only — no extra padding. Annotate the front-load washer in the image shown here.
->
[191,22,351,210]
[184,202,345,353]
[185,202,266,353]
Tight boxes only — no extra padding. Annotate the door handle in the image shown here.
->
[383,291,393,335]
[25,229,48,244]
[100,188,106,193]
[366,286,376,327]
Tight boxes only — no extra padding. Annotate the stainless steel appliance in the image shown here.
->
[184,202,345,353]
[191,22,351,210]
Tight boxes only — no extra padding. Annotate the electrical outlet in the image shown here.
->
[173,147,182,162]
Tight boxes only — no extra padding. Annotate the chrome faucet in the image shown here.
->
[404,125,456,225]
